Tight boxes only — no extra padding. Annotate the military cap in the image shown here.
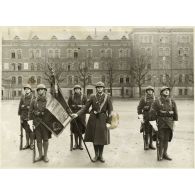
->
[37,84,47,91]
[95,81,105,88]
[23,84,32,91]
[160,86,171,93]
[73,85,81,90]
[145,85,154,92]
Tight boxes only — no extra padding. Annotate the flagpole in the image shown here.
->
[49,65,93,162]
[56,82,93,162]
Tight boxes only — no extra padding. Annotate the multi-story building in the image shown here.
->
[1,27,194,99]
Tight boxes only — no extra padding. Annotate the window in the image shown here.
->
[68,64,71,71]
[165,47,170,56]
[178,48,183,56]
[35,49,41,58]
[120,77,124,84]
[184,89,188,95]
[126,77,129,83]
[17,50,22,59]
[179,74,183,83]
[140,48,145,56]
[146,48,152,56]
[18,90,22,96]
[68,76,72,84]
[94,62,99,69]
[29,50,34,59]
[55,50,60,58]
[106,49,112,58]
[100,49,105,58]
[160,36,169,43]
[37,76,41,84]
[74,76,79,84]
[88,75,92,84]
[37,63,41,71]
[11,63,16,71]
[185,74,189,84]
[147,63,151,69]
[126,89,129,95]
[49,50,54,58]
[184,48,189,57]
[11,51,15,59]
[12,76,16,84]
[31,63,35,71]
[179,89,183,95]
[119,49,123,58]
[67,49,72,58]
[18,63,22,71]
[87,49,92,58]
[18,76,22,85]
[147,75,152,83]
[12,90,17,97]
[159,47,163,56]
[102,75,106,83]
[74,51,78,58]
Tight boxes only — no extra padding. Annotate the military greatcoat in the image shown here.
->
[77,93,113,145]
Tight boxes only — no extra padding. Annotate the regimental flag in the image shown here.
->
[40,67,73,137]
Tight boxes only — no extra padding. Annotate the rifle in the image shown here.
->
[19,123,23,150]
[70,129,73,151]
[32,125,36,163]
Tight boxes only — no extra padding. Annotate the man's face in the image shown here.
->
[96,87,104,93]
[24,88,31,94]
[162,89,170,96]
[146,89,153,95]
[37,89,46,96]
[74,88,81,94]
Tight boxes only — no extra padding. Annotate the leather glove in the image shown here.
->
[173,121,178,130]
[149,121,158,131]
[28,120,34,130]
[138,114,144,124]
[71,113,78,119]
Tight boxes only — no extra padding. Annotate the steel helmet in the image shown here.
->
[37,84,47,91]
[160,86,170,94]
[95,81,105,88]
[23,84,32,91]
[145,86,154,92]
[73,85,81,90]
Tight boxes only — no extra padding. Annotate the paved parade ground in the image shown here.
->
[0,99,194,168]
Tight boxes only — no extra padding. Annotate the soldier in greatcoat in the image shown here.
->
[18,84,34,149]
[137,86,156,150]
[149,86,178,161]
[68,85,87,150]
[72,81,113,163]
[29,84,51,162]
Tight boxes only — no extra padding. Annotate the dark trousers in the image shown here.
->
[159,128,171,156]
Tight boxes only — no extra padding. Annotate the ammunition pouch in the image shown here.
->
[143,106,150,111]
[159,110,174,117]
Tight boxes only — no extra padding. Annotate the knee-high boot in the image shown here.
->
[24,132,30,149]
[43,141,49,162]
[73,134,79,150]
[98,145,105,163]
[159,140,164,161]
[36,141,43,161]
[149,132,156,150]
[163,141,172,160]
[78,135,83,150]
[93,144,99,162]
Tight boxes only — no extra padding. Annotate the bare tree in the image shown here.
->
[106,57,114,97]
[131,55,151,97]
[77,59,91,94]
[43,63,66,86]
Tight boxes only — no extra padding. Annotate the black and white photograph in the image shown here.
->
[0,26,194,168]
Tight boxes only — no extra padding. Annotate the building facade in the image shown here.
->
[1,28,194,99]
